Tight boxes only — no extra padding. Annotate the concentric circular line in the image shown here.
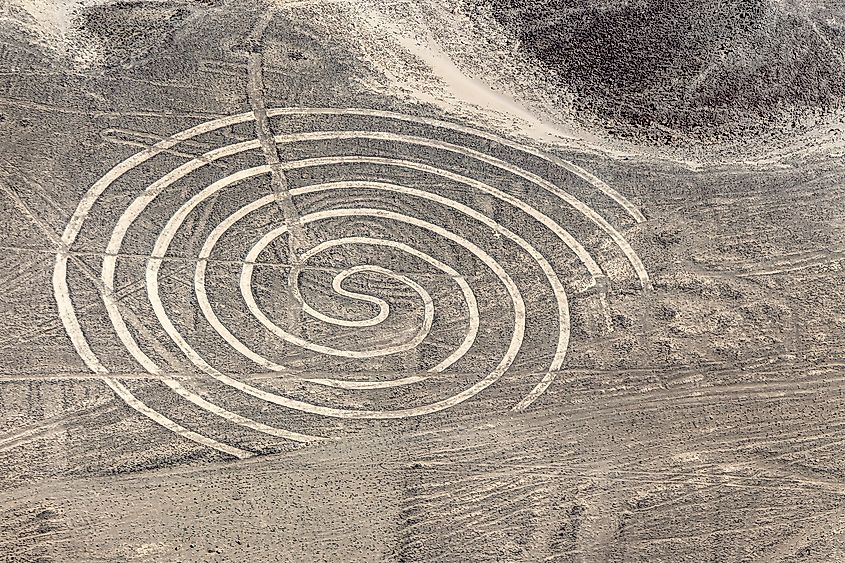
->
[262,107,647,224]
[164,177,480,378]
[121,155,586,416]
[157,204,532,419]
[145,166,569,408]
[98,137,591,419]
[107,128,645,291]
[238,218,503,383]
[53,107,650,457]
[56,109,642,377]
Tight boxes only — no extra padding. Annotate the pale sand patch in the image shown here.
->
[6,0,106,66]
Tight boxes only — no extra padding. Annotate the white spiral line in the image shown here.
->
[53,108,649,458]
[242,237,477,370]
[151,197,534,418]
[240,232,437,360]
[290,264,393,329]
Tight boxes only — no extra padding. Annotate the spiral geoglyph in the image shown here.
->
[53,107,651,459]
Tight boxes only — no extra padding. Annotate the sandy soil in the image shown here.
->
[1,0,844,561]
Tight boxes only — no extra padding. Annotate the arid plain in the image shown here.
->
[1,1,844,561]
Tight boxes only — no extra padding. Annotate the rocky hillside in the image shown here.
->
[481,0,845,142]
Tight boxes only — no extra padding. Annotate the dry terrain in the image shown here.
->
[1,1,844,561]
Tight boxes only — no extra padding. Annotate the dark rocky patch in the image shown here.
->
[482,0,845,141]
[76,1,192,71]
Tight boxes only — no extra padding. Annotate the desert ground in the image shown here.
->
[1,0,844,561]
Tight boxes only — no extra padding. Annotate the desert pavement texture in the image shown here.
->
[1,0,845,561]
